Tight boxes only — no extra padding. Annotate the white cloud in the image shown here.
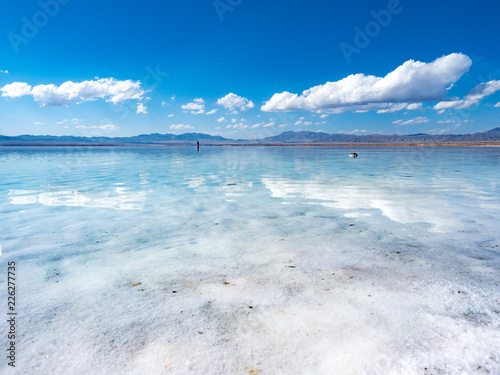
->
[376,103,408,113]
[171,95,176,101]
[231,118,237,123]
[1,82,32,98]
[34,122,45,125]
[0,70,8,74]
[294,117,305,125]
[38,78,145,106]
[407,103,423,110]
[251,121,275,128]
[434,80,500,110]
[216,93,255,111]
[181,98,205,114]
[205,109,218,115]
[136,103,148,114]
[75,124,118,131]
[1,78,146,107]
[226,123,248,129]
[319,114,329,118]
[495,102,500,108]
[262,53,471,113]
[392,116,429,125]
[161,101,167,107]
[167,114,174,117]
[216,117,226,123]
[170,124,194,130]
[278,124,288,127]
[376,102,422,113]
[294,117,313,126]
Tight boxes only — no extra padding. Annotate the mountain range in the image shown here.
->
[1,128,500,145]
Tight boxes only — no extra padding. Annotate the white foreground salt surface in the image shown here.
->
[0,146,499,374]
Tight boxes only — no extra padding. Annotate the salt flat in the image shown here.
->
[0,146,499,374]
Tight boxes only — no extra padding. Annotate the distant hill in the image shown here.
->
[1,128,499,145]
[0,132,229,145]
[258,127,500,144]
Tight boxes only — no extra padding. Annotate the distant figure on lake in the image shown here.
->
[197,141,200,149]
[349,152,358,158]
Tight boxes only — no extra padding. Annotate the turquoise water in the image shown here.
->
[0,146,499,374]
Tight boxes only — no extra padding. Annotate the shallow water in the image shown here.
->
[0,146,499,374]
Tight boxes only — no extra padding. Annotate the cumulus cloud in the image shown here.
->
[216,117,227,123]
[216,93,255,111]
[1,82,32,98]
[0,69,8,74]
[167,114,174,117]
[262,53,471,113]
[205,109,218,115]
[170,124,194,130]
[376,103,408,113]
[294,117,313,126]
[393,116,429,125]
[57,118,82,124]
[1,78,146,107]
[181,98,205,114]
[376,102,423,113]
[226,122,248,129]
[495,102,500,108]
[251,121,275,128]
[407,103,423,110]
[434,80,500,110]
[75,124,118,131]
[136,103,148,114]
[32,78,145,106]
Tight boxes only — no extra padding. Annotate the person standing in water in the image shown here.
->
[197,141,200,149]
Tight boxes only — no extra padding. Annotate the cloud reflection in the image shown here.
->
[9,187,145,210]
[262,177,462,233]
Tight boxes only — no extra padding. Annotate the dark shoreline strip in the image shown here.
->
[1,142,500,147]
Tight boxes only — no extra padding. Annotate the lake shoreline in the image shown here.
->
[1,142,500,147]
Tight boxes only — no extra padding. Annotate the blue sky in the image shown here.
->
[1,0,500,138]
